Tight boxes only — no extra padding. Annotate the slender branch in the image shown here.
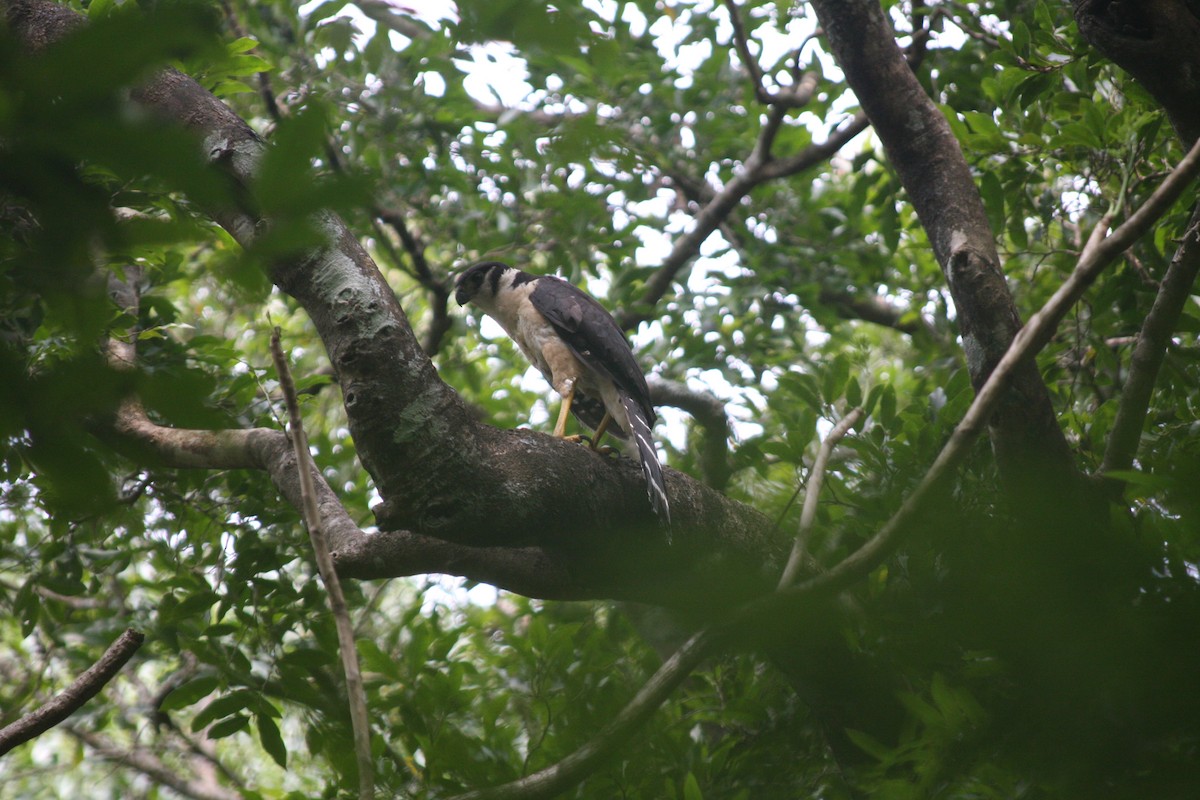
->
[620,112,870,329]
[269,329,374,800]
[647,377,732,489]
[1101,203,1200,475]
[65,726,242,800]
[723,0,770,103]
[102,277,366,558]
[766,133,1200,608]
[817,286,935,337]
[0,628,144,756]
[779,408,863,589]
[373,204,452,355]
[448,627,726,800]
[723,0,819,108]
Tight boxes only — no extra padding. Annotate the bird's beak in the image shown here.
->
[454,286,469,306]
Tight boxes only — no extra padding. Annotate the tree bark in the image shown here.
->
[3,0,785,613]
[0,629,144,756]
[810,0,1081,503]
[1073,0,1200,147]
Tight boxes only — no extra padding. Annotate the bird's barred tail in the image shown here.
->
[621,394,671,531]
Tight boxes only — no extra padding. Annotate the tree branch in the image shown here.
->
[647,377,732,489]
[1101,204,1200,475]
[0,628,144,756]
[619,112,870,329]
[817,286,935,337]
[779,407,863,589]
[65,726,242,800]
[766,132,1200,611]
[723,0,770,104]
[448,627,725,800]
[269,330,373,799]
[810,0,1079,499]
[372,204,452,356]
[723,0,819,108]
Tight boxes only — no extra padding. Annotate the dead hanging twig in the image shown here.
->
[269,328,374,800]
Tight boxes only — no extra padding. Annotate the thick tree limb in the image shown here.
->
[5,0,785,612]
[810,0,1079,498]
[0,628,144,756]
[1073,0,1200,146]
[106,317,682,603]
[1101,205,1200,475]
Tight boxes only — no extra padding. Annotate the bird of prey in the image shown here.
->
[454,261,670,526]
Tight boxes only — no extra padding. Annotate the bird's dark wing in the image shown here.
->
[529,277,655,423]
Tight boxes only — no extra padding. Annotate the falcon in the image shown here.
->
[454,261,670,526]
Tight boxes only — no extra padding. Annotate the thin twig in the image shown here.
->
[779,408,863,589]
[621,112,870,329]
[767,134,1200,607]
[723,0,769,103]
[269,329,374,800]
[66,725,240,800]
[646,377,733,489]
[448,628,725,800]
[0,628,144,756]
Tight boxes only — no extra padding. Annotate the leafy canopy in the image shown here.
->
[1,1,1199,799]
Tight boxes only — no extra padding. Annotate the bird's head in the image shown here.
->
[454,261,513,307]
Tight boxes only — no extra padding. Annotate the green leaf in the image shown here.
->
[846,728,893,762]
[683,772,704,800]
[191,689,257,732]
[980,171,1005,235]
[845,376,863,409]
[879,384,898,431]
[15,579,39,638]
[257,714,288,768]
[207,714,251,740]
[161,676,220,712]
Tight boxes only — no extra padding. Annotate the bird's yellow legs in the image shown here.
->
[553,383,575,438]
[589,413,613,450]
[552,384,614,452]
